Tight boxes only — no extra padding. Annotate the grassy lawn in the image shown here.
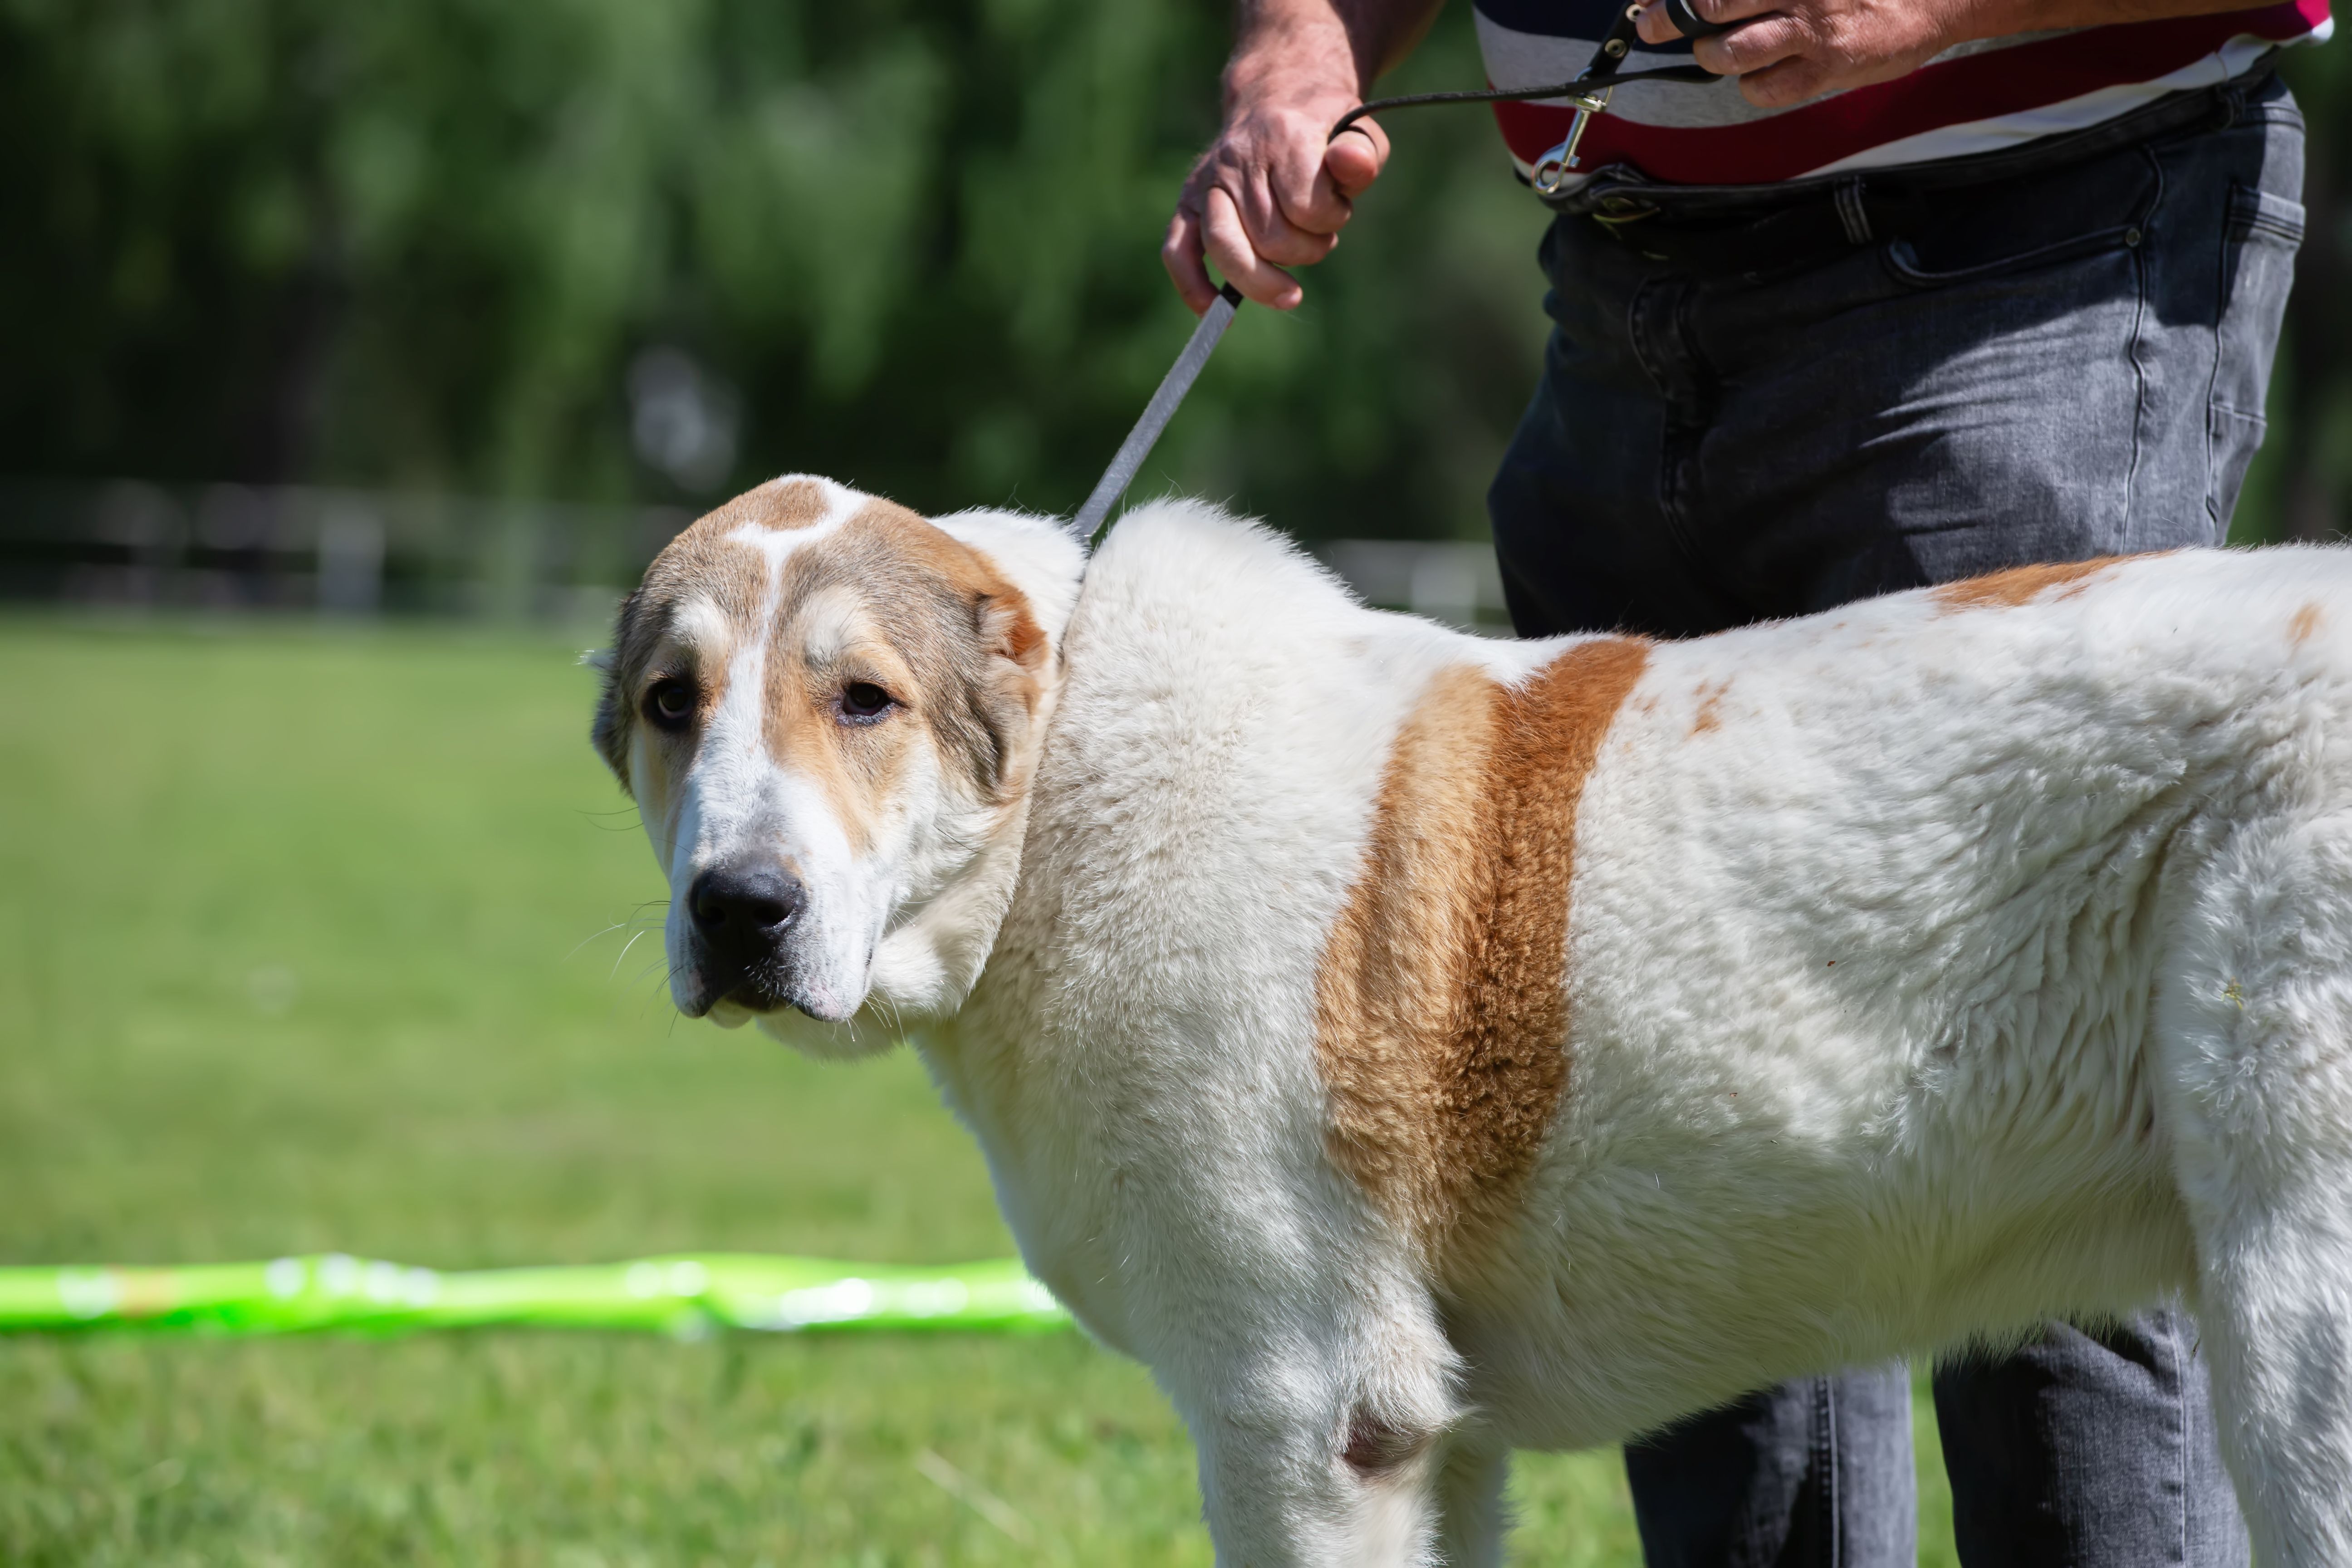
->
[0,616,1952,1565]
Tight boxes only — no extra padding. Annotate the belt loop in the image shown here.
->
[1833,177,1873,245]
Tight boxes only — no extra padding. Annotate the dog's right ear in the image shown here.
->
[588,589,642,792]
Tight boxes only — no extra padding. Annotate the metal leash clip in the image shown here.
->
[1530,86,1617,196]
[1528,0,1742,195]
[1331,0,1725,202]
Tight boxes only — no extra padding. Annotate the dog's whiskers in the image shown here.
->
[608,927,653,980]
[567,900,673,964]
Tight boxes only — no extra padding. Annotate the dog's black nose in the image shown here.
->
[690,862,804,940]
[687,862,804,1000]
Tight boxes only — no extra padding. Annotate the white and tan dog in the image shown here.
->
[593,474,2352,1566]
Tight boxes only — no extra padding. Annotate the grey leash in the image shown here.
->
[1069,0,1731,552]
[1071,281,1245,549]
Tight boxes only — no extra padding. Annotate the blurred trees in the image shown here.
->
[0,0,1545,541]
[0,0,2340,542]
[2258,40,2352,543]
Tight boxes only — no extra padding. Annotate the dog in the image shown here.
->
[592,473,2352,1565]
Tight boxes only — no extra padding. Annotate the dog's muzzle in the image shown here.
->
[685,858,806,1014]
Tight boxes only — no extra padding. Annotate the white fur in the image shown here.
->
[632,490,2352,1566]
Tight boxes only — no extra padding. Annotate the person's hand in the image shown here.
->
[1636,0,1969,107]
[1162,69,1392,315]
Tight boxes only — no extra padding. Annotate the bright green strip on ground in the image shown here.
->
[0,1254,1069,1338]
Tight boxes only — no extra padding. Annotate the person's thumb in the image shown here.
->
[1325,114,1390,199]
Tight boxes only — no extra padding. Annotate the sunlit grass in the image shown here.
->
[0,616,1962,1563]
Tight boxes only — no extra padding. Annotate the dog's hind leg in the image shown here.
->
[2161,811,2352,1565]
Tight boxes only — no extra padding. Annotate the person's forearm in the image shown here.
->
[1224,0,1450,108]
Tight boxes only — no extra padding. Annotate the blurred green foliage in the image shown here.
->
[0,0,2339,542]
[0,0,1547,542]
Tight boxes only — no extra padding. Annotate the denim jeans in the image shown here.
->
[1619,1310,2245,1568]
[1487,68,2306,641]
[1485,69,2305,1568]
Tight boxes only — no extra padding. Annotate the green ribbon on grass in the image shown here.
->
[0,1254,1070,1338]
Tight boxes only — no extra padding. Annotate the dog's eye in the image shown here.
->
[838,681,894,723]
[643,679,696,730]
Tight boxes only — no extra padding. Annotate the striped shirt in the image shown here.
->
[1474,0,2331,187]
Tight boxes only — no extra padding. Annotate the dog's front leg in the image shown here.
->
[1428,1435,1510,1568]
[1144,1264,1464,1568]
[1178,1362,1452,1568]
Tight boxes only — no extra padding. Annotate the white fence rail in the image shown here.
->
[0,480,1510,633]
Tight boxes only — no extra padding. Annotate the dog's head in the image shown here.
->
[592,475,1084,1054]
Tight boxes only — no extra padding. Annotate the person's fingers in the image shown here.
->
[1635,0,1683,43]
[1201,184,1303,309]
[1163,93,1378,313]
[1263,111,1358,240]
[1161,203,1220,316]
[1637,0,1777,46]
[1735,51,1832,105]
[1325,114,1389,199]
[1697,12,1806,76]
[1240,170,1342,268]
[1637,0,1948,98]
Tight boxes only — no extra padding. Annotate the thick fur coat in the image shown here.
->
[595,476,2352,1566]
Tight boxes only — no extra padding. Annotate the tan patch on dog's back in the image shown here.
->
[1690,677,1731,736]
[2291,603,2324,648]
[1315,637,1650,1283]
[1933,557,2135,612]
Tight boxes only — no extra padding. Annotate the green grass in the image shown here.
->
[0,616,1955,1564]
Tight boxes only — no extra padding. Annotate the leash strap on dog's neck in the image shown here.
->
[1073,281,1244,549]
[1074,0,1730,553]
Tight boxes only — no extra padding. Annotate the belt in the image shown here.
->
[1589,181,1936,275]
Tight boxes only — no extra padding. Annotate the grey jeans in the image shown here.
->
[1485,69,2306,1568]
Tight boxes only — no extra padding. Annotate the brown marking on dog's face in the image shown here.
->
[593,507,779,790]
[1931,556,2134,612]
[753,498,1049,853]
[701,475,836,534]
[2291,603,2323,648]
[1314,637,1651,1284]
[594,490,1045,810]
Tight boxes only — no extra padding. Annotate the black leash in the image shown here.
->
[1072,0,1733,548]
[1332,0,1727,178]
[1332,0,1732,194]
